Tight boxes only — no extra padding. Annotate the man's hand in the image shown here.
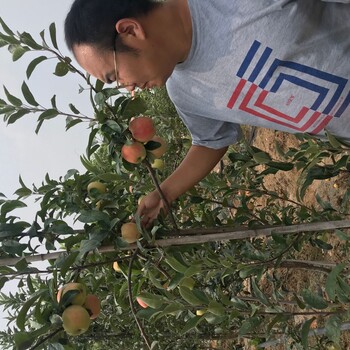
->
[135,144,228,227]
[136,190,170,228]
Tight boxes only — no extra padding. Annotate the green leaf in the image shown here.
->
[54,62,69,77]
[137,292,164,309]
[7,109,29,125]
[12,46,29,61]
[325,315,341,344]
[35,119,44,134]
[184,264,202,277]
[0,223,26,239]
[26,56,47,79]
[0,17,14,36]
[179,286,203,306]
[21,81,38,106]
[161,302,185,315]
[238,265,264,279]
[326,263,346,301]
[2,240,27,255]
[49,22,58,49]
[16,289,47,330]
[301,317,316,350]
[15,258,28,272]
[79,239,101,255]
[1,199,27,218]
[208,301,225,316]
[165,255,188,273]
[3,86,22,106]
[147,270,164,289]
[181,316,204,335]
[0,32,19,45]
[19,32,43,50]
[14,176,32,199]
[78,210,110,223]
[122,96,147,118]
[66,117,83,131]
[239,316,262,336]
[301,289,328,309]
[51,94,57,109]
[86,128,99,158]
[37,108,59,121]
[335,229,350,241]
[59,289,80,308]
[14,325,51,350]
[253,151,271,164]
[230,296,249,311]
[68,103,80,114]
[267,161,294,171]
[251,278,271,306]
[59,252,79,277]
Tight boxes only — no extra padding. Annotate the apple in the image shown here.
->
[129,116,155,142]
[147,136,167,158]
[136,296,148,309]
[87,181,106,195]
[121,142,146,164]
[151,158,164,170]
[121,222,141,243]
[196,309,206,316]
[58,282,87,306]
[62,305,91,336]
[83,294,101,319]
[113,261,122,272]
[56,287,63,303]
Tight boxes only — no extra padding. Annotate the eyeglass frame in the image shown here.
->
[113,34,136,91]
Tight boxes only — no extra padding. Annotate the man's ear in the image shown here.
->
[115,19,146,40]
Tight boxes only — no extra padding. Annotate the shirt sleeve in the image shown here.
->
[321,0,350,3]
[175,106,242,149]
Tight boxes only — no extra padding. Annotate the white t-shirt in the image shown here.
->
[166,0,350,148]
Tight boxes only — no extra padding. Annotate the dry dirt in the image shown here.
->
[217,128,350,350]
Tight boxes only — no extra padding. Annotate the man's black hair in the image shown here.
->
[65,0,160,53]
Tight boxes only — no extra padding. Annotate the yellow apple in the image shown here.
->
[87,181,106,195]
[113,261,122,272]
[121,222,141,243]
[196,309,206,316]
[151,158,164,170]
[62,305,91,336]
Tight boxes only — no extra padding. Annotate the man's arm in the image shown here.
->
[136,144,228,227]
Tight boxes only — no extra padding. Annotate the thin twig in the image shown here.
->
[29,326,63,350]
[127,248,152,349]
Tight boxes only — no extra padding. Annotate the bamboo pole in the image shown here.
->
[1,220,349,266]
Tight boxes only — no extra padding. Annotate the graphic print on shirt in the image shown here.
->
[227,40,350,134]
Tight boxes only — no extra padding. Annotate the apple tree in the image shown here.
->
[1,18,350,350]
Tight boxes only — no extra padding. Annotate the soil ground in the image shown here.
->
[215,128,350,350]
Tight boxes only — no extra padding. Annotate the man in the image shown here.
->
[65,0,350,226]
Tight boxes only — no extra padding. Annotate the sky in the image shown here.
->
[0,0,93,333]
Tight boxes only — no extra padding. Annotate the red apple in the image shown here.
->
[121,142,146,164]
[136,296,148,309]
[129,117,155,142]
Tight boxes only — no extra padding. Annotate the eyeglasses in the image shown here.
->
[113,38,135,91]
[113,49,122,89]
